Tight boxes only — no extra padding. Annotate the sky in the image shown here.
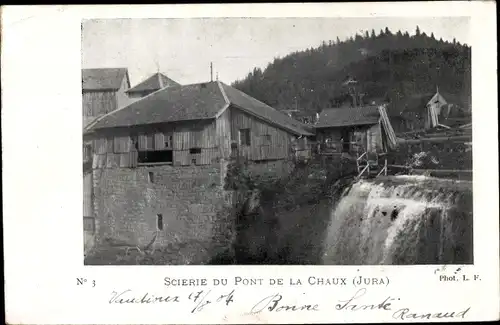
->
[82,17,470,86]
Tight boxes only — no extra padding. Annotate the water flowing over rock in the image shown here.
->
[322,176,473,265]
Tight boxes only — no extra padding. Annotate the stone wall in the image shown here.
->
[246,159,295,184]
[92,162,233,254]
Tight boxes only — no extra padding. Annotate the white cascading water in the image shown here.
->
[322,176,473,265]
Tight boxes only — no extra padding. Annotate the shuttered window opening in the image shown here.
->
[138,150,173,164]
[157,214,164,231]
[136,132,173,165]
[164,133,173,149]
[239,129,251,146]
[83,143,92,163]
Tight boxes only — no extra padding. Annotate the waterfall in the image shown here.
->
[322,175,473,265]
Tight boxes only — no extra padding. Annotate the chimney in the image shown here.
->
[158,72,164,89]
[210,62,213,82]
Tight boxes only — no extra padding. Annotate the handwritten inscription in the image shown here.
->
[104,275,473,321]
[188,289,235,314]
[393,307,471,321]
[249,293,319,314]
[335,288,397,311]
[109,290,181,304]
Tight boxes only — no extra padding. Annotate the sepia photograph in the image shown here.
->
[82,17,473,266]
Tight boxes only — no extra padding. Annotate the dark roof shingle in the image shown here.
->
[82,68,129,91]
[315,106,381,128]
[91,82,226,129]
[126,73,180,93]
[89,81,312,136]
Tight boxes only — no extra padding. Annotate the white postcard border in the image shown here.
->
[2,2,498,324]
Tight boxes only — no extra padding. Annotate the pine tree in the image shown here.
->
[371,29,376,38]
[336,36,341,44]
[430,32,435,40]
[385,27,392,35]
[415,25,421,36]
[365,30,370,39]
[231,29,471,114]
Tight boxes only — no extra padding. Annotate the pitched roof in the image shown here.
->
[82,68,129,91]
[219,82,313,136]
[83,116,98,131]
[126,72,180,93]
[90,81,226,129]
[88,81,312,136]
[314,106,381,128]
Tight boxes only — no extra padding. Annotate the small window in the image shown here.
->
[83,217,95,233]
[239,129,251,146]
[156,214,163,231]
[190,148,202,154]
[83,144,92,161]
[148,172,154,183]
[191,158,197,164]
[164,134,173,149]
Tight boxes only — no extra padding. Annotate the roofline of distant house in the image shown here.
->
[314,120,380,129]
[125,72,180,94]
[81,67,131,91]
[84,79,168,133]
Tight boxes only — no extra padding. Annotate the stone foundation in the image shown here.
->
[92,162,233,252]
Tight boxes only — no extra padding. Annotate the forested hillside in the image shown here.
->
[232,26,471,114]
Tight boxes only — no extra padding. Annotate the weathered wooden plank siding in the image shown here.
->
[83,172,93,217]
[82,91,117,117]
[367,123,383,152]
[172,121,217,150]
[215,108,232,159]
[172,121,218,166]
[230,108,291,161]
[91,120,223,168]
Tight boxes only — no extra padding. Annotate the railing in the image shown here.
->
[357,164,369,179]
[377,158,388,177]
[356,151,367,161]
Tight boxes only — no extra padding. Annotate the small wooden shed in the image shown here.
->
[314,105,397,155]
